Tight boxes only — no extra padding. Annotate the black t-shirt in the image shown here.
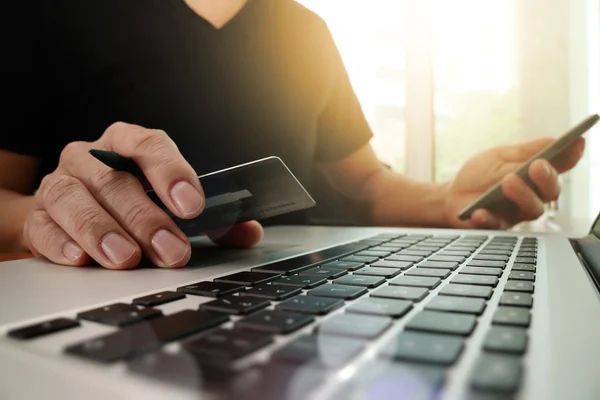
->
[3,0,373,223]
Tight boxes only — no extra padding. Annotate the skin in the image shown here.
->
[0,0,587,269]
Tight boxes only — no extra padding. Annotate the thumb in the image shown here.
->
[496,137,554,163]
[207,220,264,248]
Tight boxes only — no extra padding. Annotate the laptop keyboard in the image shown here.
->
[5,233,537,399]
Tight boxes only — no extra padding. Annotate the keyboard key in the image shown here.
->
[101,308,163,327]
[418,261,459,270]
[239,284,302,300]
[133,291,185,307]
[298,267,347,279]
[372,260,413,270]
[353,266,402,278]
[438,250,471,257]
[65,310,229,363]
[237,310,313,334]
[451,274,498,287]
[8,318,80,340]
[386,254,424,263]
[322,261,364,271]
[347,298,413,318]
[381,331,464,365]
[470,354,523,393]
[517,252,536,258]
[425,296,486,315]
[341,255,379,264]
[319,314,392,339]
[276,296,343,315]
[483,326,528,354]
[308,284,367,300]
[406,310,476,336]
[371,286,429,302]
[440,284,493,299]
[390,275,441,289]
[214,271,280,286]
[514,257,536,264]
[504,281,534,293]
[508,271,535,281]
[512,263,536,272]
[178,282,244,297]
[371,246,403,252]
[428,255,465,263]
[273,275,326,289]
[499,293,533,308]
[467,260,506,268]
[473,254,509,262]
[184,328,273,363]
[273,334,364,368]
[356,250,391,258]
[77,303,138,323]
[459,266,502,276]
[493,307,531,327]
[201,296,270,315]
[405,268,451,279]
[478,250,512,256]
[334,275,385,288]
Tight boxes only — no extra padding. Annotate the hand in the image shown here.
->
[23,122,263,269]
[444,137,586,229]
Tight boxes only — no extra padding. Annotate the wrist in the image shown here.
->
[0,192,35,252]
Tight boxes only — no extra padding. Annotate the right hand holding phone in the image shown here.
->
[23,122,263,270]
[444,136,585,229]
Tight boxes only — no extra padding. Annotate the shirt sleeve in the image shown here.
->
[314,21,374,163]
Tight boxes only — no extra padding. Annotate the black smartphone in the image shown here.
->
[146,156,316,236]
[458,114,600,221]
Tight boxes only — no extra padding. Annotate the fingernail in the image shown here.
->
[151,229,190,266]
[101,233,137,264]
[543,162,553,177]
[171,181,204,217]
[63,241,84,262]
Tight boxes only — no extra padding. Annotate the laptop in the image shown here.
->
[1,216,599,399]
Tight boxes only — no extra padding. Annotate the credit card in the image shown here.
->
[146,156,316,237]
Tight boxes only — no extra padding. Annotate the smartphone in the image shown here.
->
[146,156,316,237]
[458,114,600,221]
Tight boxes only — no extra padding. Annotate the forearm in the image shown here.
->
[0,190,34,252]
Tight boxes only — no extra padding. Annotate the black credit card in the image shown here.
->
[146,157,316,236]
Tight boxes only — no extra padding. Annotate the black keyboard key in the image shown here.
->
[418,261,459,270]
[512,263,536,272]
[438,250,471,257]
[319,314,391,339]
[101,308,163,327]
[322,261,365,271]
[386,254,424,263]
[517,251,536,258]
[371,285,429,302]
[504,281,534,293]
[473,254,510,262]
[77,303,138,323]
[65,310,229,363]
[440,284,493,299]
[406,310,477,336]
[341,255,379,264]
[425,296,486,315]
[133,291,185,307]
[239,284,302,300]
[184,328,273,363]
[467,260,506,268]
[483,326,528,354]
[201,296,270,315]
[390,275,441,289]
[400,249,433,256]
[451,274,498,287]
[272,275,326,289]
[405,268,451,279]
[214,271,279,286]
[460,266,502,276]
[334,274,385,288]
[381,331,464,365]
[298,267,347,279]
[347,298,412,318]
[353,266,402,278]
[428,255,465,263]
[276,295,343,315]
[493,307,531,327]
[308,284,367,300]
[508,271,535,281]
[237,310,313,334]
[514,257,536,264]
[273,334,364,368]
[499,293,533,308]
[372,260,413,270]
[177,282,244,297]
[470,354,523,393]
[8,318,80,340]
[478,249,512,256]
[356,250,391,258]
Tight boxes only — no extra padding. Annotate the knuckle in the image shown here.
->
[103,121,131,139]
[40,174,82,208]
[122,200,158,232]
[134,129,170,153]
[91,166,120,189]
[70,206,108,239]
[59,141,87,166]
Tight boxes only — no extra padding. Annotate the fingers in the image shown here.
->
[501,173,545,221]
[60,142,191,268]
[37,172,142,269]
[208,221,264,248]
[100,122,204,219]
[468,209,509,230]
[495,137,554,162]
[551,137,586,173]
[527,159,560,202]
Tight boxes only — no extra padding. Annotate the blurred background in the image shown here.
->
[299,0,600,234]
